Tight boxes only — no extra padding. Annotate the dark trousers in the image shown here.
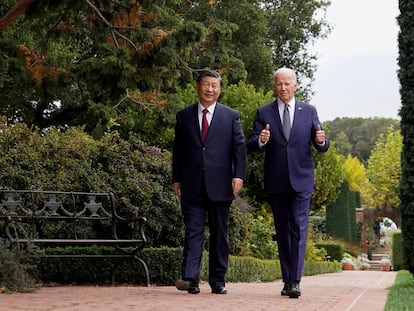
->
[268,189,311,283]
[181,187,231,289]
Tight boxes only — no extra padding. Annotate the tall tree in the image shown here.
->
[311,143,344,212]
[398,0,414,275]
[324,117,400,165]
[262,0,331,97]
[173,0,272,89]
[0,0,330,134]
[0,0,210,134]
[343,154,374,208]
[367,127,402,209]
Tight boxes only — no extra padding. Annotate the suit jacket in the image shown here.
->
[172,102,246,203]
[247,100,329,194]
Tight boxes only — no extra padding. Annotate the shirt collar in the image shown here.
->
[277,97,295,110]
[199,102,216,114]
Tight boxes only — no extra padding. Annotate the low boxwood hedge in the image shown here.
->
[37,246,341,286]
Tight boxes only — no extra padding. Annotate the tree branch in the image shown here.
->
[0,0,38,31]
[114,89,156,112]
[86,0,138,52]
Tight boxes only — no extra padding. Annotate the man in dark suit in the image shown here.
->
[247,67,329,298]
[172,70,246,295]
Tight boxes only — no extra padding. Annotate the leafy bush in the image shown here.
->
[0,241,41,292]
[244,215,278,260]
[0,124,183,249]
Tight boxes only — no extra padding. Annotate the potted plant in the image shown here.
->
[341,253,355,270]
[380,255,392,271]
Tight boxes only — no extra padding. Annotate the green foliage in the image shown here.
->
[220,81,274,135]
[343,154,375,208]
[392,232,405,271]
[326,180,358,243]
[309,215,327,234]
[315,241,344,262]
[143,247,183,285]
[0,241,41,292]
[222,256,280,283]
[385,270,414,311]
[306,223,328,262]
[117,84,197,149]
[302,260,342,276]
[367,127,402,208]
[399,0,414,275]
[263,0,331,97]
[0,121,259,257]
[0,0,329,134]
[343,155,367,192]
[324,117,400,165]
[312,142,344,211]
[37,246,341,285]
[227,201,252,257]
[37,246,145,285]
[0,1,203,133]
[0,123,183,248]
[244,216,278,260]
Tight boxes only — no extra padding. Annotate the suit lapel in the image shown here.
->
[291,101,304,136]
[271,101,286,142]
[190,104,203,142]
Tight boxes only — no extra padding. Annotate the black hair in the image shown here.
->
[195,70,223,86]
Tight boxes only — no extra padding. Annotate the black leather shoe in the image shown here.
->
[281,282,290,296]
[288,282,301,298]
[188,286,200,294]
[212,287,227,294]
[175,279,192,291]
[175,279,200,294]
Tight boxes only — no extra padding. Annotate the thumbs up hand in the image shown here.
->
[315,124,325,144]
[260,124,270,144]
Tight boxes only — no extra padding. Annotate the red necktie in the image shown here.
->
[201,108,209,141]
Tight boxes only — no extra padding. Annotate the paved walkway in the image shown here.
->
[0,270,396,311]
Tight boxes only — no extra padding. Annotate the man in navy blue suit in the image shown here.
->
[172,70,246,295]
[247,67,329,298]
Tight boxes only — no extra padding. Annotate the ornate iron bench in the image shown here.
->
[0,189,150,286]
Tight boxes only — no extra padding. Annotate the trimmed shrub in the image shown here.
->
[392,231,404,271]
[36,246,341,285]
[316,241,344,261]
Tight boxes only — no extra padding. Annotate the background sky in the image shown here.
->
[310,0,400,122]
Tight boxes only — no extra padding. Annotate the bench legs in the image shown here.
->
[111,256,151,287]
[134,256,150,287]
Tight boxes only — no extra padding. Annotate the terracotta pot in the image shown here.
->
[342,263,354,270]
[382,264,391,271]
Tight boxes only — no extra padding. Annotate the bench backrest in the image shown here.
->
[0,190,118,241]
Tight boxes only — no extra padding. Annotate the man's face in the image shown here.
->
[274,71,297,104]
[196,76,221,107]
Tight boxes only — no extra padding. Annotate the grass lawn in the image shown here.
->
[385,270,414,311]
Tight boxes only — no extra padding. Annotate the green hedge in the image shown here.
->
[37,246,341,286]
[392,232,405,271]
[316,241,344,261]
[326,180,358,243]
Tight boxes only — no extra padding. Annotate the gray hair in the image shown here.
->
[274,68,297,83]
